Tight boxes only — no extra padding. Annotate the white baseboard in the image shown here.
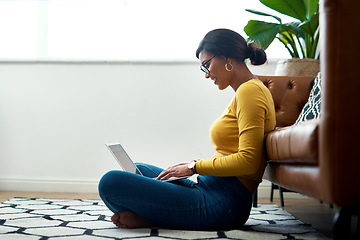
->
[0,178,309,199]
[0,178,99,193]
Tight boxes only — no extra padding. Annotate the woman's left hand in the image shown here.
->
[156,162,194,181]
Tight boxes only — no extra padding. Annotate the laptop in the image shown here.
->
[105,142,187,182]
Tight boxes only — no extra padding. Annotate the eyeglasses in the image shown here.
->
[200,55,216,74]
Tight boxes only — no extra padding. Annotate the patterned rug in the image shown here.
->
[0,198,330,240]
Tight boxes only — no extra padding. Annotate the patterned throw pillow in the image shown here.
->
[294,72,322,124]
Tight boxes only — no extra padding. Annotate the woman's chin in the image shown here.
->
[217,84,228,90]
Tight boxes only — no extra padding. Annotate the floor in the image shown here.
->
[0,191,337,238]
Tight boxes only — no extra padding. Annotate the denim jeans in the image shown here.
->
[98,163,252,230]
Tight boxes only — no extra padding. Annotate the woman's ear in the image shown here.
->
[225,57,234,65]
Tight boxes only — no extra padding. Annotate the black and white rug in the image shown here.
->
[0,198,330,240]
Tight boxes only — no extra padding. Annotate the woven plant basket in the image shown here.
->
[275,58,320,77]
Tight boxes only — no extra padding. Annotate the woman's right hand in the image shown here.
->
[156,162,194,181]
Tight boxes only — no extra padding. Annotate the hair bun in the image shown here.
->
[247,42,267,66]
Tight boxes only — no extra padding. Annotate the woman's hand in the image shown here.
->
[156,162,194,181]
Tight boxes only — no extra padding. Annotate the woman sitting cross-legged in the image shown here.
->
[98,28,276,230]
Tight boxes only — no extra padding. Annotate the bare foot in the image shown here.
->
[111,212,123,228]
[111,210,157,229]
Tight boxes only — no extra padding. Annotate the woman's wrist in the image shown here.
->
[187,159,198,174]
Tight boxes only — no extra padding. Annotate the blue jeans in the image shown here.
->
[98,163,252,230]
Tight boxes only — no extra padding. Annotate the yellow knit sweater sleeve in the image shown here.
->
[196,79,275,180]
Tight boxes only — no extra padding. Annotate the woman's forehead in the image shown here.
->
[199,51,212,62]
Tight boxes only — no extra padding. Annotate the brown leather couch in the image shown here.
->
[254,1,360,239]
[256,75,320,200]
[258,74,320,196]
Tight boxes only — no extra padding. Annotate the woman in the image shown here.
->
[98,28,276,230]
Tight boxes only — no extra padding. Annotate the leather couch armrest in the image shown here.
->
[266,119,320,164]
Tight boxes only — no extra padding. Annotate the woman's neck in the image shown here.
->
[230,63,257,92]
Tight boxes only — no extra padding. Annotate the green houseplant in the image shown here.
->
[244,0,319,60]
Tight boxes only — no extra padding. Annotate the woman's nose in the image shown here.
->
[205,73,210,78]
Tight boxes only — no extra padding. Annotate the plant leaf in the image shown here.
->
[244,20,281,49]
[244,0,320,59]
[284,21,306,39]
[260,0,308,21]
[245,9,282,23]
[303,0,319,19]
[299,11,319,37]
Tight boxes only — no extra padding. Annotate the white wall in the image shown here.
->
[0,60,279,195]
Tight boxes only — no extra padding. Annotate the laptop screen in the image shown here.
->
[106,143,142,175]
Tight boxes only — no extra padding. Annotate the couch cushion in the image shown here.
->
[266,119,319,164]
[294,72,322,124]
[257,75,315,127]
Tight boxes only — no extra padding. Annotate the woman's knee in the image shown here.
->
[98,170,124,196]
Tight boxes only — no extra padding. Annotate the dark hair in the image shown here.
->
[196,28,267,66]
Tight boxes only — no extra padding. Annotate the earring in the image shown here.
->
[225,63,233,72]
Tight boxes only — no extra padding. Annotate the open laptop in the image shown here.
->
[105,142,187,182]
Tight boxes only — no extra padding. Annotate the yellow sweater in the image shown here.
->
[196,79,276,185]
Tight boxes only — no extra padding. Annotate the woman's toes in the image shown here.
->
[111,212,120,222]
